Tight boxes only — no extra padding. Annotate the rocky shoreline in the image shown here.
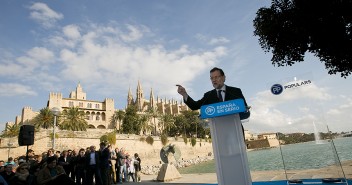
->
[141,156,214,175]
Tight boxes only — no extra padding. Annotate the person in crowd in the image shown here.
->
[85,145,102,185]
[55,151,61,159]
[133,153,141,182]
[0,164,15,183]
[99,142,110,185]
[4,157,15,166]
[69,149,77,182]
[8,162,35,185]
[58,150,72,177]
[0,175,8,185]
[43,149,56,164]
[126,155,135,182]
[114,148,120,184]
[74,148,86,185]
[109,145,117,185]
[29,155,44,176]
[117,148,126,183]
[0,160,5,173]
[36,156,73,185]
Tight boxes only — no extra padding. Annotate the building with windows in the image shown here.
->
[6,82,189,131]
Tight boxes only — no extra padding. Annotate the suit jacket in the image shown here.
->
[85,151,100,167]
[185,85,250,120]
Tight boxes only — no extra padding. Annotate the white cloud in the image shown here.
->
[0,83,37,96]
[120,24,145,42]
[63,25,81,39]
[53,23,226,98]
[28,2,63,28]
[195,34,230,45]
[209,37,230,45]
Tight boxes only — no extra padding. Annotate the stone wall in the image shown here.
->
[0,129,213,167]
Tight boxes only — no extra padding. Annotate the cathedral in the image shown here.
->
[127,80,189,115]
[6,82,189,132]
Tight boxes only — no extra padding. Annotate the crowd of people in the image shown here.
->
[0,142,142,185]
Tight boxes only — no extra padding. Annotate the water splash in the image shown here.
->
[313,121,324,144]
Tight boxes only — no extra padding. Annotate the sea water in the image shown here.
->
[179,137,352,174]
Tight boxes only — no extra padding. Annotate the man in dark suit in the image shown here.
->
[177,67,250,119]
[85,145,102,185]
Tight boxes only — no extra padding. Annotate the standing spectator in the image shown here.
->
[134,153,141,182]
[8,162,35,185]
[0,164,15,183]
[109,146,117,184]
[85,145,102,185]
[69,149,78,182]
[58,150,72,176]
[126,155,135,182]
[99,142,110,185]
[117,148,127,183]
[75,149,86,185]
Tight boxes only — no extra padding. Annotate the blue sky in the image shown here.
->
[1,1,352,134]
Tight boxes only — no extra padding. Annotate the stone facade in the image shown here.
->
[0,129,213,167]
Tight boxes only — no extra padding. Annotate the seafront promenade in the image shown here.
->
[132,160,352,184]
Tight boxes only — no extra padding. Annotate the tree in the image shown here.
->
[173,114,187,136]
[32,107,55,129]
[122,105,139,134]
[111,110,125,133]
[146,107,160,135]
[59,107,88,131]
[159,114,175,136]
[1,124,20,138]
[138,114,154,135]
[253,0,352,78]
[181,110,200,137]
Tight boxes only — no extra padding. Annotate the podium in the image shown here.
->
[201,99,252,185]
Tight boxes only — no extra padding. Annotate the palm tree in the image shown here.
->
[1,124,20,138]
[32,107,55,129]
[146,107,160,135]
[138,114,154,135]
[59,107,88,131]
[159,114,175,136]
[111,110,125,133]
[117,110,125,133]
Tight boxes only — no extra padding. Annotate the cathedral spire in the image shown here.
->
[136,80,144,111]
[127,86,133,105]
[150,88,155,108]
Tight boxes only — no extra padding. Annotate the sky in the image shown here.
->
[1,1,352,134]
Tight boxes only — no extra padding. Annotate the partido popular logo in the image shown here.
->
[271,80,312,95]
[200,99,245,119]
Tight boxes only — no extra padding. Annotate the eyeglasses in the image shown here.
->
[210,75,223,80]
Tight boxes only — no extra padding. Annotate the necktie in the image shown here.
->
[217,90,223,102]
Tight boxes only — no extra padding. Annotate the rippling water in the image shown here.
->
[179,137,352,174]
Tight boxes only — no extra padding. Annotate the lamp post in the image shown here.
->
[51,107,60,150]
[7,142,13,159]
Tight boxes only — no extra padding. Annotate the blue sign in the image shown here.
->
[200,99,246,119]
